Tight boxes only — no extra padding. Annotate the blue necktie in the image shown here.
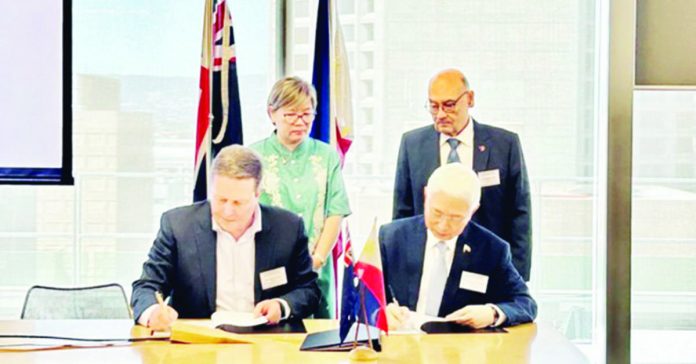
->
[425,241,448,317]
[446,138,461,163]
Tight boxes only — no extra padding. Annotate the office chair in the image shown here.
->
[20,283,132,319]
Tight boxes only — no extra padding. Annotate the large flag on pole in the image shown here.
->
[311,0,355,318]
[194,0,243,202]
[339,220,388,342]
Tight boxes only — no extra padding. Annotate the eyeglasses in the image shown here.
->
[430,209,468,224]
[426,91,469,114]
[282,111,316,123]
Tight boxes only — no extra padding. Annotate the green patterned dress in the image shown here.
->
[250,134,351,318]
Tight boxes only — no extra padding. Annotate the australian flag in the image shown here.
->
[193,0,243,202]
[339,229,359,341]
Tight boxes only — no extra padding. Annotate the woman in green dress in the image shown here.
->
[250,76,351,318]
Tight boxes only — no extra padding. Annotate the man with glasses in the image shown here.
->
[393,69,532,281]
[382,163,536,330]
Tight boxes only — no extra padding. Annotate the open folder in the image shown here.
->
[420,321,507,334]
[300,323,381,352]
[211,311,307,334]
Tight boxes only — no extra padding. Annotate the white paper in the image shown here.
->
[390,310,447,334]
[211,311,268,328]
[0,338,133,351]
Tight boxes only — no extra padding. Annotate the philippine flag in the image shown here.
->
[339,220,388,342]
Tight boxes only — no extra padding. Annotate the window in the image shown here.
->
[0,1,275,318]
[360,80,374,98]
[294,0,310,18]
[338,0,355,16]
[359,23,374,42]
[631,89,696,362]
[361,0,375,14]
[288,0,601,355]
[342,24,355,43]
[294,26,310,44]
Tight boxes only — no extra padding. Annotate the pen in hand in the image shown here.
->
[155,291,169,323]
[387,284,412,330]
[388,285,399,305]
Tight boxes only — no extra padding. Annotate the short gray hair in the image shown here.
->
[426,163,481,208]
[211,145,263,187]
[267,76,317,111]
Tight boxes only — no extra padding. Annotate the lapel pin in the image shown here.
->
[478,145,486,152]
[463,244,472,254]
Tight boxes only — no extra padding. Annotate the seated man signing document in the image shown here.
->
[380,163,536,330]
[131,145,320,331]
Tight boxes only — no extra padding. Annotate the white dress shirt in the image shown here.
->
[138,205,290,326]
[213,205,262,312]
[416,228,507,327]
[439,116,474,168]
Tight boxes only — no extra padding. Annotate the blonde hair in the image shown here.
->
[212,145,263,187]
[267,76,317,111]
[426,163,481,208]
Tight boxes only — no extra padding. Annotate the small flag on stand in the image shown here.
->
[339,220,388,343]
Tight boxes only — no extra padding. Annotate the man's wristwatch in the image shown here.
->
[491,306,500,323]
[279,301,287,319]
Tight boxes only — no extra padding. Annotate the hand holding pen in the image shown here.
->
[148,291,179,331]
[385,285,410,330]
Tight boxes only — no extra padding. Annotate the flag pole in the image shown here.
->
[348,282,378,360]
[206,0,215,199]
[352,285,360,348]
[359,283,374,351]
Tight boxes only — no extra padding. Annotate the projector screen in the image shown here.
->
[0,0,73,185]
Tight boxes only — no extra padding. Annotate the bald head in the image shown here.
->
[429,68,469,91]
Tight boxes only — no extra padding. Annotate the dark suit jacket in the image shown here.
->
[379,216,536,326]
[131,202,320,321]
[392,121,532,280]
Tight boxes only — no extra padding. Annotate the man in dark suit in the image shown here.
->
[393,68,532,280]
[131,145,319,330]
[382,163,536,330]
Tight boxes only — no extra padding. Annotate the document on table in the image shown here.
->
[0,331,169,352]
[390,310,449,335]
[0,338,132,351]
[212,311,268,328]
[182,311,269,330]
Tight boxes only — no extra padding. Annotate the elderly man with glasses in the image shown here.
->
[382,163,536,330]
[392,68,533,281]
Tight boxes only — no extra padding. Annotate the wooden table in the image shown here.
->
[0,319,588,363]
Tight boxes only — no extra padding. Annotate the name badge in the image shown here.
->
[477,169,500,187]
[260,267,287,290]
[459,271,489,294]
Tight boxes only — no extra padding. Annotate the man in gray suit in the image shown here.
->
[131,145,319,330]
[393,69,532,280]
